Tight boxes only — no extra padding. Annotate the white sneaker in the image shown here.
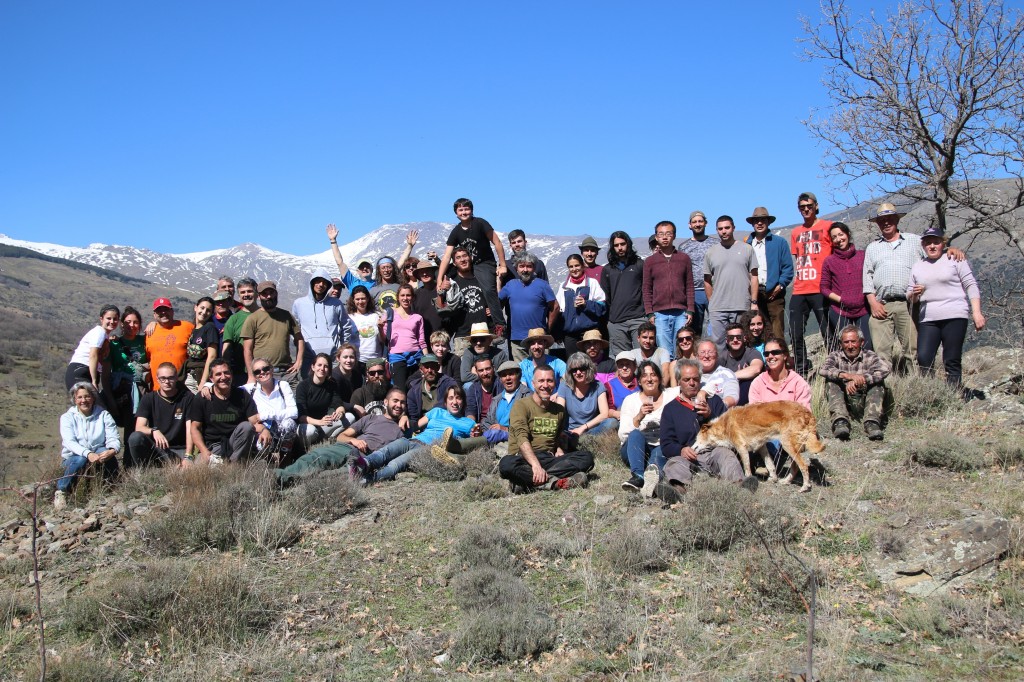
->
[641,464,660,498]
[53,490,67,510]
[208,454,224,467]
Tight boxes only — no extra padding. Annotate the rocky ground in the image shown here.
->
[1,348,1023,680]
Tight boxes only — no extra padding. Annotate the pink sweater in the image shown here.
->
[388,312,425,353]
[748,370,811,409]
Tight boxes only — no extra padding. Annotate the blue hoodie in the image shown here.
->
[291,267,354,357]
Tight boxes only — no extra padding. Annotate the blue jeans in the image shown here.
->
[654,309,690,360]
[618,429,665,478]
[57,454,119,492]
[364,438,417,482]
[692,290,709,337]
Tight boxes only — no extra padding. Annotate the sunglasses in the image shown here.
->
[726,334,745,340]
[571,367,587,374]
[677,336,693,343]
[764,349,786,357]
[367,369,386,376]
[253,367,272,376]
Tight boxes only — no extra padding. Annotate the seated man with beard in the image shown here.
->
[350,358,391,417]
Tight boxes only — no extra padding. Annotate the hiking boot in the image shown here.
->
[740,476,760,494]
[554,472,588,490]
[832,419,851,441]
[53,490,67,511]
[865,421,884,441]
[431,429,460,466]
[621,474,644,492]
[641,464,660,498]
[655,482,683,504]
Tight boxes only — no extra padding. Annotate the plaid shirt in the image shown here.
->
[820,349,892,386]
[862,232,925,301]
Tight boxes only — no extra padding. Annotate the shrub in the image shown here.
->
[579,429,619,462]
[906,435,983,472]
[287,470,366,522]
[452,566,532,612]
[453,525,522,573]
[463,447,499,477]
[663,478,751,552]
[582,597,643,654]
[409,447,466,482]
[463,475,507,501]
[25,655,129,682]
[533,529,585,560]
[741,547,814,614]
[453,607,557,662]
[991,441,1024,471]
[887,372,963,421]
[66,559,274,646]
[142,465,300,554]
[600,521,665,573]
[112,465,169,502]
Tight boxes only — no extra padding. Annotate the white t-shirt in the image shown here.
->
[350,312,383,362]
[69,326,109,367]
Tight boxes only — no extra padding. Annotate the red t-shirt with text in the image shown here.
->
[790,219,833,295]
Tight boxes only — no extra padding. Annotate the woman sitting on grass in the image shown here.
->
[296,353,352,450]
[54,382,121,510]
[246,357,299,461]
[555,352,617,447]
[747,337,812,478]
[617,360,674,495]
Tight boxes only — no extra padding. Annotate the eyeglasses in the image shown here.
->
[764,349,786,357]
[677,336,693,343]
[156,376,176,383]
[697,351,716,358]
[726,334,745,341]
[253,367,272,376]
[798,204,815,211]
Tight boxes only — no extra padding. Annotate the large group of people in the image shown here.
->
[55,194,985,506]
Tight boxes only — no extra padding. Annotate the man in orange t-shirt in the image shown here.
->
[145,298,194,390]
[789,192,833,375]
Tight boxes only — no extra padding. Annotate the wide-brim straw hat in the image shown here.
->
[523,327,554,347]
[468,322,494,341]
[578,329,608,348]
[868,202,907,223]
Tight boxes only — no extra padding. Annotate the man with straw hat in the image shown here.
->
[518,328,567,391]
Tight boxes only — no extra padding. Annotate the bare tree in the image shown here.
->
[802,0,1024,255]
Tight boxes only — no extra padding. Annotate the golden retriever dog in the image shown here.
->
[692,401,825,492]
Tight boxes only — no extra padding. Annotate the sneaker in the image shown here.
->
[349,454,368,482]
[865,421,884,441]
[53,490,67,511]
[654,482,683,504]
[621,474,644,492]
[641,464,660,498]
[208,453,223,467]
[554,472,588,490]
[740,476,760,494]
[431,428,460,466]
[832,419,851,441]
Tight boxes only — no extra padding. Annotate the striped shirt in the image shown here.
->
[862,233,925,301]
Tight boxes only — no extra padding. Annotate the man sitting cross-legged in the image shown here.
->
[273,388,408,487]
[659,359,756,500]
[189,359,264,464]
[498,366,595,493]
[819,324,891,441]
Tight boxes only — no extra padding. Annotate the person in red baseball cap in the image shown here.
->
[145,298,194,391]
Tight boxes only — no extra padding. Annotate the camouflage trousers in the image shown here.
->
[825,381,884,426]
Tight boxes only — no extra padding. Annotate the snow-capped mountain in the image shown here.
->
[0,222,622,302]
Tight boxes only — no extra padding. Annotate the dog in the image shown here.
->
[692,401,825,492]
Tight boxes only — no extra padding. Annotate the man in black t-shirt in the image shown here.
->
[436,198,508,331]
[350,359,392,417]
[189,359,266,464]
[436,247,489,358]
[129,362,195,466]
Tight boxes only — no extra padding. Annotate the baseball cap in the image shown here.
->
[922,225,944,239]
[420,354,440,366]
[152,298,173,311]
[257,281,277,293]
[615,351,637,364]
[213,291,234,303]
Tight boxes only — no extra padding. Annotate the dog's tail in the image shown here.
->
[805,431,826,454]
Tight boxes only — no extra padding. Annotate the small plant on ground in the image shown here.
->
[600,520,665,573]
[409,448,466,481]
[463,474,507,501]
[887,372,963,421]
[906,434,983,472]
[286,469,366,522]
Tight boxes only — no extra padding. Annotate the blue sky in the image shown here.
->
[1,2,870,255]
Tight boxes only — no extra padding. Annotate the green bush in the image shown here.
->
[287,469,367,522]
[66,560,273,647]
[463,475,508,501]
[906,435,983,472]
[600,521,665,573]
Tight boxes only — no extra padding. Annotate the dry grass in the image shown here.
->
[286,469,367,522]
